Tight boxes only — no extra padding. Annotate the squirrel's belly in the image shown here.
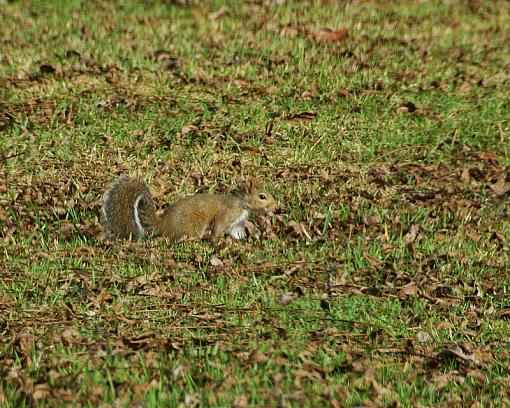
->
[226,210,249,239]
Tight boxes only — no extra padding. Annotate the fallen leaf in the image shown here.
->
[436,321,455,330]
[62,328,81,345]
[287,111,317,123]
[140,286,177,299]
[490,175,510,196]
[232,394,249,407]
[181,125,198,135]
[439,344,478,365]
[60,221,77,238]
[210,257,224,267]
[364,253,382,268]
[172,365,184,381]
[455,81,472,95]
[16,330,35,357]
[399,282,418,296]
[209,6,228,20]
[497,309,510,319]
[476,151,500,163]
[311,29,349,43]
[185,393,202,408]
[250,350,269,364]
[32,383,50,401]
[404,224,420,244]
[165,58,180,70]
[417,330,432,344]
[433,373,465,389]
[39,64,57,75]
[465,229,482,242]
[293,369,319,381]
[132,382,153,395]
[278,292,298,304]
[490,231,505,244]
[280,25,300,38]
[287,220,312,240]
[396,101,418,114]
[90,385,104,398]
[153,50,180,70]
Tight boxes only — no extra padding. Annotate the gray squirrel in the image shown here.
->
[100,176,277,241]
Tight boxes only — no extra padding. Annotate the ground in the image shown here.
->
[1,0,510,406]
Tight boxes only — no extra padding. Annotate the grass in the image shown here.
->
[1,0,510,406]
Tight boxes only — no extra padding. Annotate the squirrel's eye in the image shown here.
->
[259,193,267,200]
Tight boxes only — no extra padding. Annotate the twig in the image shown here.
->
[0,151,25,163]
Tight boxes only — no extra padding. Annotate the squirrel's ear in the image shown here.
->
[245,180,253,193]
[245,179,261,194]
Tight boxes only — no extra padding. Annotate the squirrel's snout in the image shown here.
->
[266,202,279,216]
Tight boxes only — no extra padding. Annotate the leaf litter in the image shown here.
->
[2,0,510,406]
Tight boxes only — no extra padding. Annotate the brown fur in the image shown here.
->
[100,176,277,241]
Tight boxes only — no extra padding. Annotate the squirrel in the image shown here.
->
[100,175,277,241]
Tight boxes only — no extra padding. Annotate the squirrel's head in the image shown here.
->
[243,180,278,215]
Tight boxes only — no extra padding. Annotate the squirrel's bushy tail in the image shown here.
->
[100,176,158,240]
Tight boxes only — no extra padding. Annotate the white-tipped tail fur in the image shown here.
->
[100,175,158,241]
[133,194,146,239]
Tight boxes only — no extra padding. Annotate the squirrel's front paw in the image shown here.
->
[229,228,246,240]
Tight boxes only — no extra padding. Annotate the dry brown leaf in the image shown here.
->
[455,81,472,95]
[436,321,455,330]
[351,359,365,372]
[278,292,298,304]
[293,369,317,381]
[0,206,6,223]
[433,373,465,390]
[209,6,228,20]
[140,286,177,299]
[399,282,418,296]
[465,229,482,242]
[210,257,224,266]
[274,356,289,366]
[132,380,158,395]
[280,25,300,38]
[287,220,312,240]
[396,101,419,115]
[16,331,35,357]
[497,309,510,319]
[250,350,269,364]
[185,393,202,408]
[404,224,420,244]
[364,253,383,268]
[90,385,104,398]
[232,394,249,407]
[416,330,432,344]
[288,111,317,123]
[311,29,349,43]
[460,167,471,182]
[490,231,505,244]
[32,383,51,401]
[62,328,81,345]
[39,64,58,76]
[440,344,478,364]
[476,151,500,163]
[490,175,510,196]
[181,125,198,135]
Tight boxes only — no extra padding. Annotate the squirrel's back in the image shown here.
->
[100,175,158,240]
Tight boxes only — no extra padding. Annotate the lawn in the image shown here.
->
[1,0,510,406]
